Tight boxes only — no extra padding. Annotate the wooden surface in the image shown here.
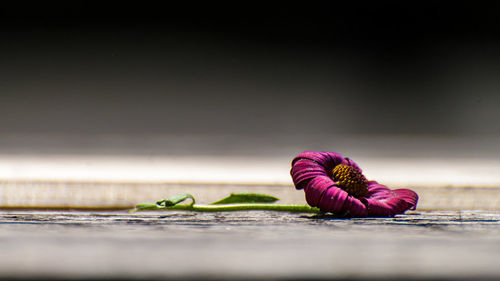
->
[1,182,500,280]
[0,210,500,280]
[1,181,500,211]
[1,159,499,280]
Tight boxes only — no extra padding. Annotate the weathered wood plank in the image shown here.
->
[0,210,499,280]
[1,181,500,210]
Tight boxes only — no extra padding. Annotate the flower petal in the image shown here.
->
[318,185,348,214]
[364,181,419,217]
[292,151,347,169]
[300,172,369,217]
[291,159,328,190]
[318,186,368,216]
[290,151,419,217]
[303,175,335,206]
[291,151,349,190]
[342,196,369,217]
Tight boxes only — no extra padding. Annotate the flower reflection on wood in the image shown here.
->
[291,151,418,217]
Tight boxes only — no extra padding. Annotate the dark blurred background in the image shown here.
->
[1,1,499,142]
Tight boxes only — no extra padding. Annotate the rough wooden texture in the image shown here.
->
[0,210,499,280]
[2,182,500,280]
[1,181,500,211]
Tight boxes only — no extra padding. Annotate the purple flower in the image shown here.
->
[290,151,418,217]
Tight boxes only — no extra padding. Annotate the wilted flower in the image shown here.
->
[290,151,418,217]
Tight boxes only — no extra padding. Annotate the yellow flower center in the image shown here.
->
[332,164,369,197]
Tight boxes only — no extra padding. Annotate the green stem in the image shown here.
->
[132,203,321,214]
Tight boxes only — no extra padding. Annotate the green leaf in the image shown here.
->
[157,193,195,207]
[209,193,279,205]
